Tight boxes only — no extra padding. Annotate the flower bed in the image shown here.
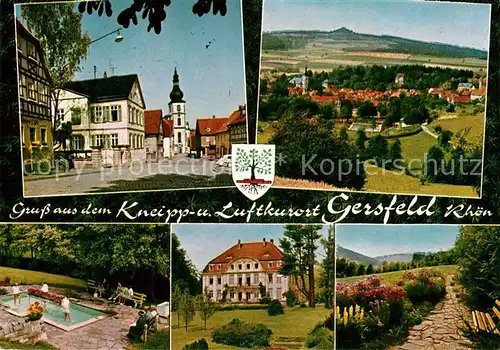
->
[27,288,63,303]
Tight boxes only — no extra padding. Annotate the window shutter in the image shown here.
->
[118,106,122,122]
[103,106,110,122]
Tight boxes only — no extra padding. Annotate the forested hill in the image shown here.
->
[262,27,488,59]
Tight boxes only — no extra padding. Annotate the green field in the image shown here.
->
[337,265,458,285]
[171,306,330,349]
[399,131,437,171]
[429,110,485,146]
[0,266,86,290]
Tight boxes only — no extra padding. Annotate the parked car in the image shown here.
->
[217,154,232,167]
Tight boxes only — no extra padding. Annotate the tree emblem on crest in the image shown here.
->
[234,148,273,195]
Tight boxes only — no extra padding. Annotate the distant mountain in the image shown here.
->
[373,253,414,263]
[337,246,380,266]
[262,27,487,60]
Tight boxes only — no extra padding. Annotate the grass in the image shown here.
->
[398,130,437,171]
[337,265,459,285]
[171,306,330,350]
[429,110,485,146]
[363,164,477,197]
[0,267,85,290]
[127,331,170,350]
[257,121,278,144]
[0,340,56,349]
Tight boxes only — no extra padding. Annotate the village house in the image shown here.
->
[457,82,474,91]
[202,238,289,303]
[57,73,146,167]
[214,105,247,157]
[470,87,486,101]
[144,109,163,161]
[16,19,53,169]
[195,117,227,157]
[395,73,405,85]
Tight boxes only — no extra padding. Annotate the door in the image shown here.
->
[238,292,242,302]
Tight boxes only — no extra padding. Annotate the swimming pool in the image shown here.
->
[0,293,107,331]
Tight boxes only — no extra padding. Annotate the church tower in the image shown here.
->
[168,68,188,154]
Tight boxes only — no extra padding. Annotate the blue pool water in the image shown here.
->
[0,294,105,326]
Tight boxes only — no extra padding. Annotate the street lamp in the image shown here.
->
[89,28,124,45]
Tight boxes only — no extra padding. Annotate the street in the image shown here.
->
[24,156,232,197]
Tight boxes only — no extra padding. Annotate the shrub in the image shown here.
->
[211,318,272,348]
[285,290,297,307]
[0,288,7,295]
[259,296,271,304]
[27,302,44,321]
[400,269,446,304]
[304,323,334,349]
[267,299,284,316]
[183,338,208,350]
[300,302,306,308]
[4,277,11,284]
[140,331,170,349]
[215,304,268,312]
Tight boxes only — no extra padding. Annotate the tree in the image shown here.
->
[424,145,445,182]
[171,284,183,327]
[320,226,334,308]
[388,139,402,170]
[355,129,367,152]
[21,4,92,149]
[366,134,389,167]
[339,127,349,142]
[341,104,353,119]
[279,225,323,308]
[234,148,273,196]
[357,264,366,276]
[260,79,268,95]
[357,101,378,117]
[56,122,73,150]
[438,129,453,149]
[197,289,216,331]
[366,264,374,275]
[179,291,196,332]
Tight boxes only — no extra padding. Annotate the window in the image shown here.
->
[177,132,182,143]
[57,108,65,122]
[255,263,259,269]
[27,42,35,59]
[229,291,234,299]
[253,274,259,284]
[93,135,103,147]
[217,277,221,285]
[111,134,118,146]
[208,291,213,298]
[209,265,213,271]
[238,264,242,270]
[229,275,234,285]
[40,128,47,145]
[238,276,242,286]
[73,135,84,150]
[177,105,181,112]
[94,106,103,123]
[277,288,282,298]
[27,79,36,100]
[269,262,274,268]
[218,264,221,270]
[268,274,273,283]
[19,75,26,97]
[246,276,251,286]
[216,290,222,300]
[269,289,274,298]
[177,117,181,126]
[71,108,81,125]
[39,84,48,105]
[103,106,111,122]
[29,128,36,142]
[230,264,234,270]
[103,135,111,149]
[277,275,282,283]
[246,264,250,270]
[209,277,213,285]
[246,292,251,300]
[111,105,121,122]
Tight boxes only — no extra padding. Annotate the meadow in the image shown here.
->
[0,266,86,290]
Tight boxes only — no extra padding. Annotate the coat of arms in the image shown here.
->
[232,145,275,200]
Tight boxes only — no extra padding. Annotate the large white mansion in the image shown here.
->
[202,239,290,303]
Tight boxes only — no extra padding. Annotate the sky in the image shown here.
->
[16,0,247,127]
[336,224,460,257]
[263,0,491,51]
[173,224,330,272]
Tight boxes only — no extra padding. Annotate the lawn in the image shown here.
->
[429,111,485,146]
[257,121,278,144]
[363,164,477,197]
[171,306,330,349]
[337,265,458,285]
[0,340,56,350]
[398,131,437,172]
[0,267,85,290]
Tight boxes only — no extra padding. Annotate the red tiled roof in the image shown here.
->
[454,95,470,103]
[471,87,486,96]
[197,117,228,136]
[144,109,162,135]
[203,240,284,273]
[162,119,173,137]
[311,95,339,103]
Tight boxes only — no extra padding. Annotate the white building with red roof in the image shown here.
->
[202,238,290,303]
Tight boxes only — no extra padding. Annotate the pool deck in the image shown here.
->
[1,285,169,350]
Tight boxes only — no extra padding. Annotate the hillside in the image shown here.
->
[337,246,380,266]
[373,253,414,263]
[262,27,487,59]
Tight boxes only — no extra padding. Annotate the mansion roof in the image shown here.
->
[203,239,284,274]
[63,74,140,104]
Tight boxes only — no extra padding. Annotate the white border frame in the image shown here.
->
[15,0,250,198]
[255,0,492,200]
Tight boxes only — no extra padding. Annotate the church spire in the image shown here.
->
[169,67,184,104]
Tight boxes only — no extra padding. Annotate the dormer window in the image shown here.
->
[209,265,213,270]
[246,264,250,270]
[255,263,258,269]
[218,264,221,270]
[269,262,274,268]
[238,264,242,270]
[205,127,211,132]
[231,264,234,270]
